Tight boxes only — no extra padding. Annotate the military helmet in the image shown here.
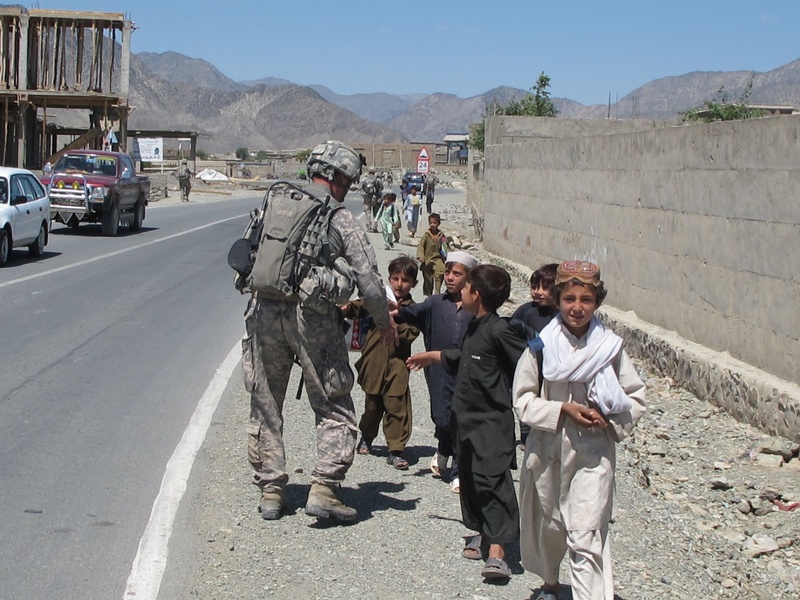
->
[181,158,187,164]
[307,140,362,183]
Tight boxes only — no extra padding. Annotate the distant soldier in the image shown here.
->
[175,158,192,202]
[424,171,438,213]
[360,168,383,232]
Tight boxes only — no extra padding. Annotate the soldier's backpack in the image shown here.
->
[362,179,376,196]
[230,181,343,299]
[177,165,189,180]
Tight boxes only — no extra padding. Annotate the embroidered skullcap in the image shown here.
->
[445,250,478,270]
[555,261,601,286]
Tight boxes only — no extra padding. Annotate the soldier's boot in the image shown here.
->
[304,483,357,522]
[258,488,284,520]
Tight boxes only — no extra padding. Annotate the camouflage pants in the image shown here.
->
[242,297,356,493]
[362,195,376,230]
[179,178,191,200]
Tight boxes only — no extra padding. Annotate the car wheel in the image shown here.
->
[0,229,9,266]
[28,224,46,257]
[101,201,120,237]
[130,199,144,231]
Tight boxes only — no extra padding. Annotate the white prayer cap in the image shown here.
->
[445,250,478,270]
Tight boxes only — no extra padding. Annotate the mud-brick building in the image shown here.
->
[0,7,132,168]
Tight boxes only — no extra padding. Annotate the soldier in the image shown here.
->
[424,170,438,214]
[175,158,192,202]
[360,168,383,232]
[243,140,397,523]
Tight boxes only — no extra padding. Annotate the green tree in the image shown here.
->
[469,100,502,153]
[235,147,249,160]
[681,77,763,123]
[470,72,558,152]
[195,149,208,160]
[256,150,270,161]
[295,149,311,163]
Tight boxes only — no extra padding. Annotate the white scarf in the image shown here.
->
[538,315,632,415]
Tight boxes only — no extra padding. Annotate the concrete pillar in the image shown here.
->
[18,13,28,89]
[15,106,25,168]
[120,20,131,100]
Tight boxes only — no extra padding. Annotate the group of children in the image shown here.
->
[373,187,436,248]
[345,216,647,597]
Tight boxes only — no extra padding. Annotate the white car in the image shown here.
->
[0,166,51,266]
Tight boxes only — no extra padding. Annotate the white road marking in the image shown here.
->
[0,215,242,290]
[123,341,241,600]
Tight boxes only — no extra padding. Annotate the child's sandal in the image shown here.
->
[387,452,409,470]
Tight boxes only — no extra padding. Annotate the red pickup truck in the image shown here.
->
[41,150,150,236]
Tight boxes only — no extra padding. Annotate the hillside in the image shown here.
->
[137,51,247,93]
[107,51,800,151]
[124,54,405,152]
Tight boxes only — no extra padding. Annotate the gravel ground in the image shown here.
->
[179,187,800,599]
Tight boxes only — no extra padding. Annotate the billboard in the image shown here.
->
[132,137,164,162]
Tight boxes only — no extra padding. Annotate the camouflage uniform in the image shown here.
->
[243,182,389,493]
[360,172,382,232]
[176,161,191,201]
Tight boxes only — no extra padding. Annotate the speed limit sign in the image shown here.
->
[417,160,429,173]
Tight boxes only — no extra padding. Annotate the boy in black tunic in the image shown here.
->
[407,264,528,581]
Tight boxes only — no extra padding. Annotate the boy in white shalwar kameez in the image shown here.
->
[513,261,646,600]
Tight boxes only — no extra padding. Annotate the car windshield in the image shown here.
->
[54,154,117,176]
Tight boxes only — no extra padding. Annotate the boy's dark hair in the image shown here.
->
[388,255,418,282]
[467,264,511,312]
[552,280,608,307]
[530,263,558,289]
[428,213,441,222]
[382,192,397,201]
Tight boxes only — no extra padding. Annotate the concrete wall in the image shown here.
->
[480,115,800,387]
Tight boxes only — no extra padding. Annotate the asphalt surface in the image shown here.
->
[0,195,264,599]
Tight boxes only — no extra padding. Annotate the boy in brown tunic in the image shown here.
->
[416,213,447,296]
[342,256,421,469]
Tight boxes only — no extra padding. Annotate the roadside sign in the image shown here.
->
[416,146,430,173]
[132,137,164,162]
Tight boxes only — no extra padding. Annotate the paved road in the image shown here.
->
[0,196,268,599]
[0,186,464,599]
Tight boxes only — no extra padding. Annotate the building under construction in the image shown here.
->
[0,7,132,168]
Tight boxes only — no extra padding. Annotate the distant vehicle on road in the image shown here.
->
[404,171,426,191]
[0,166,51,267]
[41,150,150,236]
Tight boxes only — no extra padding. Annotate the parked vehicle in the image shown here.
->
[40,150,150,236]
[0,166,51,266]
[404,171,426,192]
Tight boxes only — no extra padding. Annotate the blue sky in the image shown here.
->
[33,0,800,106]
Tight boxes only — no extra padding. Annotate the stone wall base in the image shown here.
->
[600,307,800,443]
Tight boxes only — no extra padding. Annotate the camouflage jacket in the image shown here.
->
[248,181,389,328]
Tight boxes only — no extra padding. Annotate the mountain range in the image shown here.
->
[126,52,800,153]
